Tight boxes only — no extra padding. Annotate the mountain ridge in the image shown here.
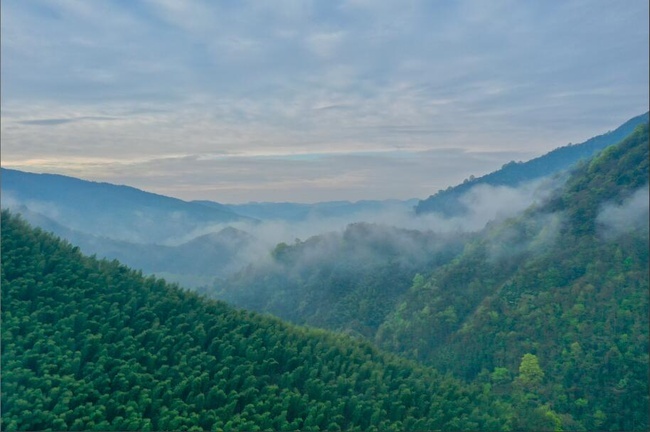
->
[1,168,254,244]
[415,111,649,216]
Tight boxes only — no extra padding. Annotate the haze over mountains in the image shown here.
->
[2,0,647,429]
[1,169,422,285]
[2,112,648,289]
[0,169,250,244]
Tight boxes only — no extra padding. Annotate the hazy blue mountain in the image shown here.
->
[196,199,419,222]
[7,204,254,286]
[415,111,649,216]
[1,168,251,244]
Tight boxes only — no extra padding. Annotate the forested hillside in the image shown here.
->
[1,211,511,431]
[378,123,649,430]
[211,122,649,431]
[214,223,469,338]
[3,124,647,431]
[415,111,649,216]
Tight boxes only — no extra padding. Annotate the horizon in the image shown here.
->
[1,0,648,203]
[3,109,647,205]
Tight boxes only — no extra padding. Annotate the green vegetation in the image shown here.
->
[214,223,468,338]
[211,123,649,430]
[378,123,649,430]
[2,121,647,431]
[1,211,510,431]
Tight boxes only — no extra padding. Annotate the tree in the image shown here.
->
[517,353,544,389]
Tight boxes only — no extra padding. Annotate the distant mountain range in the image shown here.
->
[2,111,646,288]
[197,199,420,222]
[415,111,649,215]
[0,169,417,285]
[1,168,250,244]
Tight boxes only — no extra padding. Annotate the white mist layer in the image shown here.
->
[597,185,650,238]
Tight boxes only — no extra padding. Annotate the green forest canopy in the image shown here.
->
[2,210,511,431]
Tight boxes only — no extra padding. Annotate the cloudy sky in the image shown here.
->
[1,0,648,203]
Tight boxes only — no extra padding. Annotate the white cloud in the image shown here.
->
[1,0,648,202]
[597,186,650,238]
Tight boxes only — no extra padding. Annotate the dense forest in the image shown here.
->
[2,123,648,431]
[378,123,649,430]
[214,223,471,339]
[2,211,513,431]
[212,123,650,430]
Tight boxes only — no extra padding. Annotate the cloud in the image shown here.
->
[1,0,648,202]
[18,116,119,126]
[18,119,77,126]
[1,169,567,286]
[597,185,650,238]
[305,31,347,59]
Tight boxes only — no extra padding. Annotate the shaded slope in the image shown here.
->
[415,111,649,216]
[1,211,511,431]
[3,205,253,284]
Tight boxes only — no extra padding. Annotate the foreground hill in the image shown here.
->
[379,123,649,430]
[415,111,649,216]
[1,211,511,431]
[1,168,250,245]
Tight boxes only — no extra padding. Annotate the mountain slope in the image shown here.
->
[1,211,512,431]
[1,168,250,244]
[378,123,649,430]
[415,111,649,216]
[213,223,469,338]
[4,204,253,285]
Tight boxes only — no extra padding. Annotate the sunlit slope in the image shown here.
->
[415,111,649,216]
[378,123,649,430]
[1,211,510,431]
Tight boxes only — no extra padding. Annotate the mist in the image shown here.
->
[180,176,563,269]
[597,185,650,238]
[2,173,563,289]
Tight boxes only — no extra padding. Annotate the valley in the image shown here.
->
[2,115,648,430]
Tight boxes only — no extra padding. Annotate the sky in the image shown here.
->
[1,0,648,204]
